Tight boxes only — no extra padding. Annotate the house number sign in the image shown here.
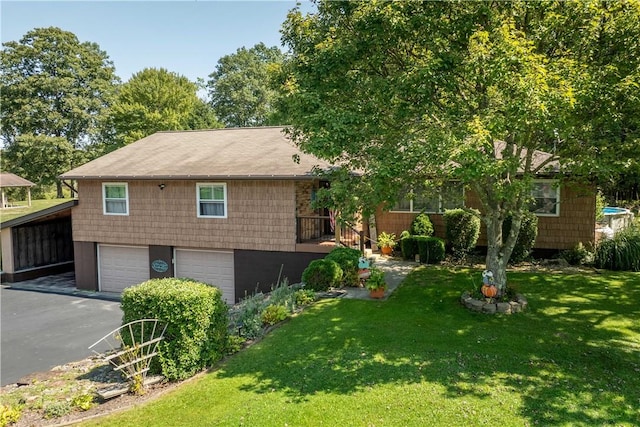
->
[151,259,169,273]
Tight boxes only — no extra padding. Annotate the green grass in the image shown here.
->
[0,198,74,223]
[85,267,640,426]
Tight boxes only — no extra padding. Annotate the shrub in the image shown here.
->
[399,230,411,240]
[444,208,481,258]
[268,279,297,313]
[71,394,95,411]
[301,259,343,291]
[400,236,419,260]
[0,404,21,426]
[325,247,361,286]
[417,236,446,264]
[410,213,434,236]
[43,401,71,419]
[504,212,538,263]
[561,242,591,266]
[594,227,640,271]
[260,304,289,326]
[231,291,267,340]
[121,278,228,381]
[294,289,317,306]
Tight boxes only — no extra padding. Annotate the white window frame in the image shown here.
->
[530,179,560,217]
[197,182,228,218]
[391,182,464,214]
[102,182,129,216]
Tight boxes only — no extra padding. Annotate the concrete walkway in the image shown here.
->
[340,254,417,300]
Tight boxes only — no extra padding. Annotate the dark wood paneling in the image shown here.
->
[234,250,325,302]
[11,217,73,271]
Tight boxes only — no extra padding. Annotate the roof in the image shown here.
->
[0,173,35,188]
[1,200,77,229]
[60,127,334,180]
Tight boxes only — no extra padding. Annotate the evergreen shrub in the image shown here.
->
[121,278,228,381]
[325,246,361,286]
[400,236,419,260]
[410,213,434,236]
[504,212,538,263]
[301,259,343,291]
[444,208,481,258]
[417,236,446,264]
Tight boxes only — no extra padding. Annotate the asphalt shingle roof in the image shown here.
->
[61,127,332,180]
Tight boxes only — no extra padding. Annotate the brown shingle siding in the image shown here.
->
[375,183,596,251]
[72,179,297,252]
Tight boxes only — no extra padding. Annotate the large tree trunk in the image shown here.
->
[56,181,64,198]
[483,210,522,293]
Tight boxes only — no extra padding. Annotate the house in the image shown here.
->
[1,200,76,282]
[60,127,358,303]
[375,146,597,255]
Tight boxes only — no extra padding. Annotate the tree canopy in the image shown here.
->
[281,0,640,288]
[0,26,120,196]
[108,67,222,147]
[207,43,285,127]
[0,26,119,148]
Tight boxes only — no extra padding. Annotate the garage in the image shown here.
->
[98,245,149,293]
[174,249,235,303]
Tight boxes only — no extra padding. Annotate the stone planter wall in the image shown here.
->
[460,292,528,314]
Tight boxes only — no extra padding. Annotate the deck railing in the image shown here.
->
[296,216,364,251]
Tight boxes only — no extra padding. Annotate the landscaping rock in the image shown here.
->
[509,301,522,313]
[482,303,497,314]
[497,302,512,314]
[469,299,485,312]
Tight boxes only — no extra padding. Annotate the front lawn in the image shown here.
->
[86,267,640,426]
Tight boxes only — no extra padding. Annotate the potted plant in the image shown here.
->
[366,267,387,299]
[377,232,396,255]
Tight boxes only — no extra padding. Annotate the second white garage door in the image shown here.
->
[174,249,235,303]
[98,245,149,293]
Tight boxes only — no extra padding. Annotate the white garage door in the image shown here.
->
[98,245,149,293]
[174,249,234,303]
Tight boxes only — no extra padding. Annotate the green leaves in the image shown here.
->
[207,43,285,127]
[108,68,221,146]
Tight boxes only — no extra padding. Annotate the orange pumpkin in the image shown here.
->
[481,284,498,298]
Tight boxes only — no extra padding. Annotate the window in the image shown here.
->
[103,183,129,215]
[530,180,560,216]
[197,183,227,218]
[392,182,464,213]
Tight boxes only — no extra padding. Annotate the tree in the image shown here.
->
[108,68,222,147]
[0,27,119,196]
[281,1,640,290]
[1,134,76,198]
[207,43,285,127]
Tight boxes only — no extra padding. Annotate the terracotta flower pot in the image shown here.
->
[369,288,385,299]
[381,246,393,255]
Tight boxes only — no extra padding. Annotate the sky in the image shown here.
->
[1,1,312,86]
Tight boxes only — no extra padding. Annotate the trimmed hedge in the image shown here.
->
[400,236,419,260]
[444,208,481,258]
[410,213,434,237]
[416,236,446,264]
[121,278,228,381]
[504,212,538,263]
[325,246,361,286]
[301,259,343,291]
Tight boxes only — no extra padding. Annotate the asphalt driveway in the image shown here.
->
[1,287,122,386]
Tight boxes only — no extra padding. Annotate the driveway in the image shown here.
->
[1,287,122,386]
